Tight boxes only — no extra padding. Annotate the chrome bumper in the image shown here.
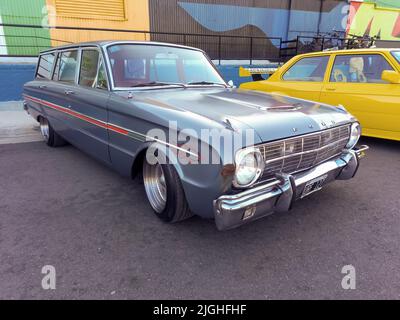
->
[213,146,368,231]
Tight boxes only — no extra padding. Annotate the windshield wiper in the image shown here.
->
[187,81,227,87]
[130,81,186,88]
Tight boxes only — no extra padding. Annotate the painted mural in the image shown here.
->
[348,0,400,40]
[177,1,348,43]
[1,0,400,57]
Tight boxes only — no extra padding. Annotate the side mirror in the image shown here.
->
[227,80,235,88]
[381,70,400,84]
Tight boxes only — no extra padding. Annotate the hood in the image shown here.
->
[116,87,354,142]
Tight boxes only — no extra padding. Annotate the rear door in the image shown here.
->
[320,52,400,139]
[69,47,110,163]
[272,55,331,102]
[47,49,81,142]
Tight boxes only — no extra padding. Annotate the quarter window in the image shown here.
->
[283,56,329,82]
[96,57,108,90]
[36,53,56,79]
[330,54,394,83]
[53,50,79,83]
[79,50,100,87]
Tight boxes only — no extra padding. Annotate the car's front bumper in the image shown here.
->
[213,145,369,231]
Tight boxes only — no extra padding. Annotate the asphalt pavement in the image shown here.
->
[0,137,399,299]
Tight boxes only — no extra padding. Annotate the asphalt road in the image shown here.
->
[0,137,399,299]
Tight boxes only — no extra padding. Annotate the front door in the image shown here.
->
[68,48,110,164]
[275,55,331,101]
[320,53,400,140]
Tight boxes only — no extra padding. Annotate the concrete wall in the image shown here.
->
[0,64,36,101]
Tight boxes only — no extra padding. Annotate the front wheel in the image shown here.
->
[143,158,193,223]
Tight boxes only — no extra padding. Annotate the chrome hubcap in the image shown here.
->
[40,118,50,142]
[143,161,167,213]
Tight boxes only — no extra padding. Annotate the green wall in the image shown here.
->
[0,0,51,55]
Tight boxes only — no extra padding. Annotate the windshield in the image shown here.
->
[106,44,226,89]
[392,51,400,64]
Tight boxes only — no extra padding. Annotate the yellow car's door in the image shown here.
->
[320,52,400,141]
[247,55,331,101]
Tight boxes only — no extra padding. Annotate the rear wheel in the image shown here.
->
[39,117,67,147]
[143,157,193,223]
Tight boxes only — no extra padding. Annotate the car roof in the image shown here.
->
[297,48,398,58]
[39,40,204,55]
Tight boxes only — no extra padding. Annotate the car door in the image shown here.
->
[67,47,111,164]
[44,49,80,142]
[269,55,331,102]
[320,52,400,139]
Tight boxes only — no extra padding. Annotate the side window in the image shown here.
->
[36,53,56,79]
[53,50,79,83]
[283,56,329,82]
[96,57,109,90]
[330,54,394,83]
[79,50,100,87]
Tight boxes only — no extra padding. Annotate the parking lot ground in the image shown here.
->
[0,137,399,299]
[0,102,42,145]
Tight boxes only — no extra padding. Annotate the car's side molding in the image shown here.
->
[23,94,198,158]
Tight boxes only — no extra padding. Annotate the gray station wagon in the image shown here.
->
[23,41,368,230]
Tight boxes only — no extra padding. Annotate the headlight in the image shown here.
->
[233,148,264,188]
[346,122,361,149]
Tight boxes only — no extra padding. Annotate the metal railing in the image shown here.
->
[0,23,283,63]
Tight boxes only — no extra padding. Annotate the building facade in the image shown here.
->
[0,0,399,57]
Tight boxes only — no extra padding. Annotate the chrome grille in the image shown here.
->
[258,125,351,180]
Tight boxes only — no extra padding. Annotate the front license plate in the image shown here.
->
[301,174,328,198]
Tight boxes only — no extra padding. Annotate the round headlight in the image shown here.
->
[234,148,264,188]
[346,122,361,149]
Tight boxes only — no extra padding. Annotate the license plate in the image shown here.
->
[301,174,328,198]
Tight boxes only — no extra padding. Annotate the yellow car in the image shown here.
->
[240,49,400,141]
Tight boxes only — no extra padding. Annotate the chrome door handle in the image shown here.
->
[64,90,75,95]
[39,85,47,89]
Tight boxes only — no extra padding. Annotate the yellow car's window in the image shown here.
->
[330,54,394,84]
[282,56,329,82]
[392,51,400,64]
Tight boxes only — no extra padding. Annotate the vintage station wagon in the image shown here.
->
[23,41,368,230]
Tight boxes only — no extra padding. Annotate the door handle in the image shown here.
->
[39,85,47,89]
[325,87,336,91]
[64,90,75,95]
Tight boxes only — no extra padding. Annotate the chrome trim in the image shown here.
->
[233,147,265,188]
[257,124,351,181]
[214,147,366,231]
[264,137,349,164]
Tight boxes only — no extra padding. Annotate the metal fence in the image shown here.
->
[0,23,283,63]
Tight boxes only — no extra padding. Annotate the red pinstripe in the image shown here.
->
[23,94,129,135]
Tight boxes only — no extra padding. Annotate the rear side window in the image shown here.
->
[53,50,79,83]
[283,56,330,82]
[330,54,394,83]
[36,53,56,79]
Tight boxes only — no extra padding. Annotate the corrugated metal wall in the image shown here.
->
[55,0,127,20]
[149,0,347,60]
[47,0,150,46]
